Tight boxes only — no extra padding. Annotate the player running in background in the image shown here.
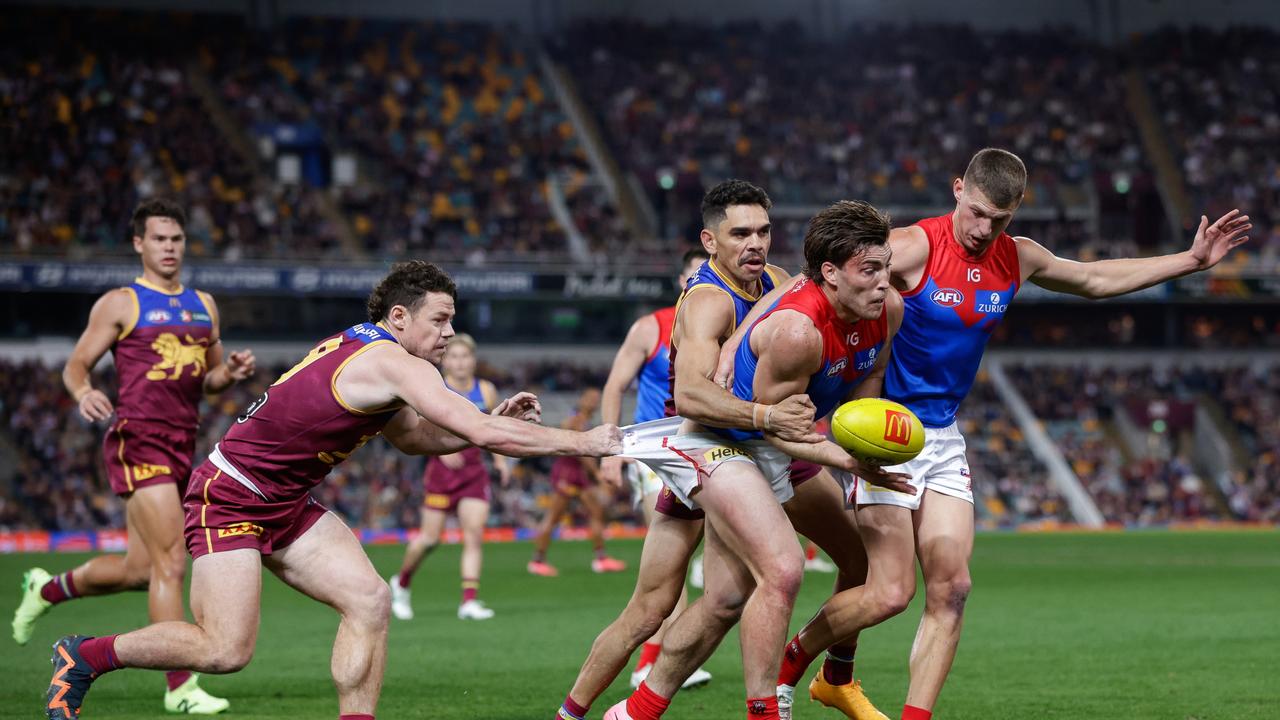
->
[42,261,623,720]
[529,388,628,576]
[389,333,512,621]
[14,197,253,715]
[598,247,710,689]
[738,148,1252,720]
[602,191,909,720]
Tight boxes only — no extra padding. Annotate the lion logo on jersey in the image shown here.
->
[146,333,209,381]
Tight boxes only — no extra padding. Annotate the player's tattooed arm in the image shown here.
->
[850,289,904,401]
[64,288,132,422]
[1019,209,1250,299]
[673,288,820,442]
[198,291,255,394]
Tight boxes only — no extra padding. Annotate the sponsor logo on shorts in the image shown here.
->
[130,463,173,482]
[704,446,747,463]
[425,494,451,509]
[931,288,964,307]
[216,522,265,538]
[145,309,172,324]
[883,410,913,446]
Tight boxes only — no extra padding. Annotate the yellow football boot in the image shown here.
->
[809,674,889,720]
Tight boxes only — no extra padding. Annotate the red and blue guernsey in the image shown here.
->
[113,278,216,430]
[212,322,402,502]
[885,213,1020,428]
[633,306,676,424]
[664,260,784,416]
[716,277,888,442]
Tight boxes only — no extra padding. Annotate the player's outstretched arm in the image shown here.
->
[64,289,132,422]
[384,391,543,456]
[673,287,820,443]
[599,314,654,485]
[368,347,621,458]
[753,311,914,494]
[1020,209,1251,299]
[197,292,255,395]
[480,380,516,484]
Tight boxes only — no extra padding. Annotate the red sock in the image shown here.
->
[747,695,780,719]
[165,670,192,691]
[777,635,816,687]
[78,635,121,675]
[559,694,589,719]
[805,544,818,561]
[902,705,932,720]
[625,681,670,720]
[594,545,607,561]
[635,641,661,671]
[41,572,79,605]
[339,715,374,720]
[397,571,413,589]
[461,579,478,604]
[821,643,856,685]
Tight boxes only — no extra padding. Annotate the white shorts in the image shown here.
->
[626,461,664,506]
[853,422,974,510]
[620,417,794,511]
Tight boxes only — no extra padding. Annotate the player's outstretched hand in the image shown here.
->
[1189,209,1250,270]
[585,424,624,457]
[847,457,915,496]
[493,392,542,423]
[226,349,256,381]
[78,389,114,423]
[767,394,823,444]
[600,455,633,488]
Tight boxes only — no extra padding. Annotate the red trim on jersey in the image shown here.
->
[646,306,676,363]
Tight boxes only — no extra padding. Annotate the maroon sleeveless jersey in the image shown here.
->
[113,279,216,430]
[214,323,402,502]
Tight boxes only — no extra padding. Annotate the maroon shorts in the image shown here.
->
[102,418,195,497]
[423,451,491,513]
[551,457,592,496]
[653,459,825,520]
[183,461,328,560]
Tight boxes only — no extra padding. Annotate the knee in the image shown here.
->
[206,639,255,674]
[702,588,749,627]
[347,577,392,628]
[871,578,916,619]
[152,550,187,584]
[926,573,972,616]
[760,553,804,604]
[627,592,678,641]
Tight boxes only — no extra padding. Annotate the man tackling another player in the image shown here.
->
[737,148,1251,720]
[42,261,622,720]
[602,195,911,720]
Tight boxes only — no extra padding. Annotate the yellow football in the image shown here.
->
[830,398,926,466]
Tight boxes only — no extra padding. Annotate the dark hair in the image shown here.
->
[367,260,457,322]
[681,247,710,268]
[802,200,891,284]
[701,179,771,229]
[963,148,1026,208]
[131,197,186,237]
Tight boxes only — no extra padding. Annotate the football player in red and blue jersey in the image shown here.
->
[743,148,1251,720]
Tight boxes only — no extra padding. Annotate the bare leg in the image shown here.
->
[642,491,690,648]
[567,511,702,707]
[456,498,489,594]
[532,492,571,559]
[114,548,262,673]
[905,491,974,711]
[397,507,446,583]
[645,462,803,701]
[579,486,610,554]
[794,503,917,655]
[265,513,391,715]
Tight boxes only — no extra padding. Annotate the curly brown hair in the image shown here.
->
[367,260,457,322]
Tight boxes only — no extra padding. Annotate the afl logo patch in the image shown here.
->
[930,288,964,307]
[145,309,172,324]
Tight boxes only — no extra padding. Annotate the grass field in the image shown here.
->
[2,530,1277,719]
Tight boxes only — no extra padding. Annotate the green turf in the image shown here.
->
[2,530,1277,718]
